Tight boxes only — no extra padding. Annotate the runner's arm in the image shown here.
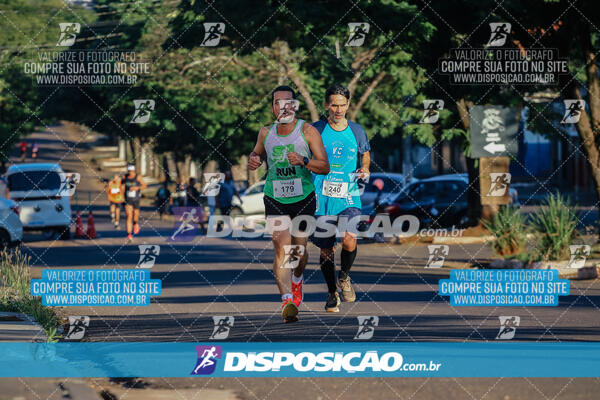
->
[136,176,147,191]
[302,124,330,175]
[357,151,371,179]
[248,126,268,170]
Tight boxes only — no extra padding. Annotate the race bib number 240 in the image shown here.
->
[322,181,348,198]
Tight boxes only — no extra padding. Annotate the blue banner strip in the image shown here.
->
[0,342,598,377]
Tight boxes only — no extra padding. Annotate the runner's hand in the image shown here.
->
[248,153,262,170]
[287,151,303,166]
[356,168,370,180]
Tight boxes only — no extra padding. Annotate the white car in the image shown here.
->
[231,180,265,215]
[0,197,23,248]
[5,163,72,240]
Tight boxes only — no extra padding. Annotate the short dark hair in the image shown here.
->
[272,85,296,102]
[325,84,350,103]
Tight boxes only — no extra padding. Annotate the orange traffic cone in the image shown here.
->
[75,211,86,238]
[86,211,97,239]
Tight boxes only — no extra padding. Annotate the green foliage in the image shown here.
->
[0,250,61,341]
[482,206,528,257]
[530,193,579,261]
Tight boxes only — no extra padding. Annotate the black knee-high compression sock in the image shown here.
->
[339,248,357,280]
[320,256,337,293]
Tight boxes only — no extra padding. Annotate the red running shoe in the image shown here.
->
[292,278,304,307]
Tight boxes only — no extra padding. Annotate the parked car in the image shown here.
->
[360,172,416,210]
[0,197,23,248]
[231,180,265,215]
[5,163,72,239]
[379,173,518,228]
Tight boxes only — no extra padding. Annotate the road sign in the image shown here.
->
[469,106,518,158]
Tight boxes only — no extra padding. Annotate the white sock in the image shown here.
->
[282,293,292,301]
[292,273,303,284]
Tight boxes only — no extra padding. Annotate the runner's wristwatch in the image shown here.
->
[303,156,309,166]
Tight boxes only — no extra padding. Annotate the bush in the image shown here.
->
[530,193,579,261]
[483,205,527,257]
[0,250,60,341]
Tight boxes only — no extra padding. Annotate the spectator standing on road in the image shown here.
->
[155,180,171,220]
[216,171,240,215]
[18,141,27,161]
[186,177,201,207]
[31,142,39,160]
[174,177,187,207]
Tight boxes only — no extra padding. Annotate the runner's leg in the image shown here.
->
[271,224,292,296]
[125,204,133,237]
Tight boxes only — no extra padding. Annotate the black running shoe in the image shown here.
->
[325,292,340,312]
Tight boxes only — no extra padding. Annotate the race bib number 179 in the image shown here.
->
[273,178,303,198]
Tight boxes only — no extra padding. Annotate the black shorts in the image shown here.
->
[264,192,316,219]
[125,199,140,209]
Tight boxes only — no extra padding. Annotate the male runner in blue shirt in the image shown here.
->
[312,84,371,312]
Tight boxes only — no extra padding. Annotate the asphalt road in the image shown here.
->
[5,124,600,399]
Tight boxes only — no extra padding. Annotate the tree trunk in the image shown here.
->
[348,71,386,121]
[456,98,481,225]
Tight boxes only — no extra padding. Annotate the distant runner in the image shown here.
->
[121,164,146,241]
[248,85,329,323]
[18,141,27,162]
[312,84,371,312]
[107,173,124,229]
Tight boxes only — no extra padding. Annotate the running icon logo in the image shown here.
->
[567,245,590,269]
[57,23,80,46]
[136,245,160,268]
[486,22,511,47]
[275,99,299,124]
[349,172,370,195]
[487,173,511,196]
[202,173,225,196]
[561,100,585,124]
[171,207,202,241]
[346,22,370,46]
[130,100,155,123]
[201,23,225,46]
[191,345,222,375]
[420,100,444,124]
[281,245,305,269]
[354,316,379,340]
[64,316,89,340]
[58,172,80,196]
[426,245,449,268]
[210,316,234,340]
[496,316,520,340]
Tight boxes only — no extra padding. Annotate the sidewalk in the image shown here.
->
[0,312,47,342]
